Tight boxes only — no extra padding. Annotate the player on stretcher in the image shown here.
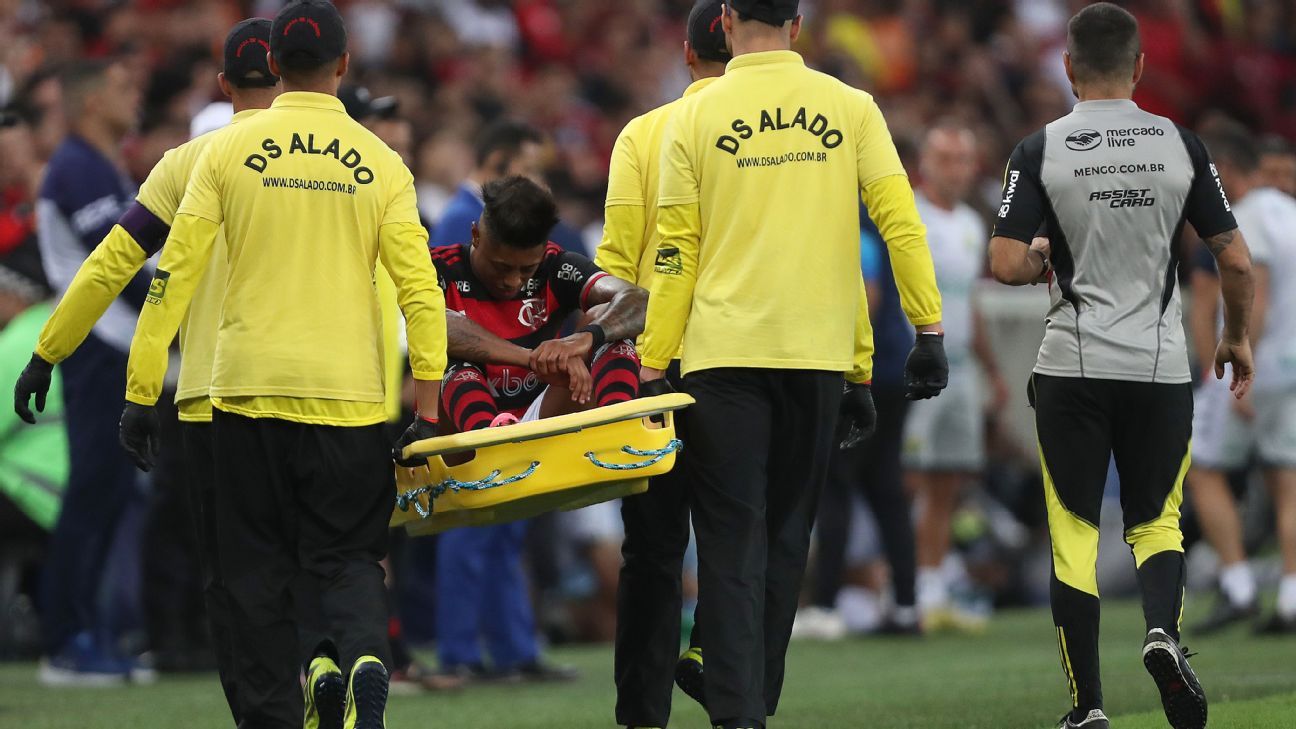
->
[391,175,689,534]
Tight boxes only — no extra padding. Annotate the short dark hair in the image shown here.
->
[475,118,543,169]
[1202,122,1260,173]
[1067,2,1141,83]
[60,60,113,118]
[480,176,559,249]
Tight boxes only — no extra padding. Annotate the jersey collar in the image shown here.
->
[271,92,348,114]
[1073,99,1138,112]
[726,50,805,73]
[230,109,263,124]
[683,77,719,97]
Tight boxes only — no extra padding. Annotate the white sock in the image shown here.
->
[916,567,948,611]
[1219,561,1256,608]
[1278,574,1296,619]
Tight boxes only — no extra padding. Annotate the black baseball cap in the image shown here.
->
[271,0,347,70]
[687,1,731,63]
[339,85,398,121]
[223,19,279,88]
[727,0,800,26]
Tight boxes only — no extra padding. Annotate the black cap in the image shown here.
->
[687,1,731,63]
[223,19,279,89]
[339,85,398,121]
[728,0,800,26]
[271,0,347,70]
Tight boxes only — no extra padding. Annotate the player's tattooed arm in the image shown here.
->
[446,310,532,368]
[1204,228,1237,256]
[582,275,648,342]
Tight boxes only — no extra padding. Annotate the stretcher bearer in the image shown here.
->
[119,2,447,727]
[14,19,279,714]
[638,2,946,726]
[988,5,1253,728]
[595,2,729,725]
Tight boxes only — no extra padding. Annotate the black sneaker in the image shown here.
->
[1142,628,1207,729]
[516,659,580,683]
[1191,594,1256,635]
[675,646,707,711]
[344,657,390,729]
[1057,709,1109,728]
[1254,612,1296,635]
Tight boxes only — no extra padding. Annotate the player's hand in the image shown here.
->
[904,332,949,400]
[14,353,53,424]
[1215,337,1254,399]
[838,382,877,450]
[530,334,594,382]
[1029,237,1052,283]
[640,376,675,398]
[393,415,439,467]
[641,366,666,383]
[119,402,160,472]
[562,355,593,405]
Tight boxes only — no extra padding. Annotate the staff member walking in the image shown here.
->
[596,2,728,725]
[119,2,447,727]
[989,5,1253,729]
[639,2,946,727]
[16,19,279,715]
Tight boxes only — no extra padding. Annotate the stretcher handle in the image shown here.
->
[584,440,683,471]
[395,461,542,518]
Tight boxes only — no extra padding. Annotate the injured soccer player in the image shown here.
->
[430,174,648,434]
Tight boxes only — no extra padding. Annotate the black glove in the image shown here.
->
[393,416,439,467]
[14,354,54,424]
[119,402,161,472]
[640,377,676,398]
[904,332,949,401]
[837,382,877,450]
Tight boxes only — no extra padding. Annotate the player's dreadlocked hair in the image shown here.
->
[480,176,560,250]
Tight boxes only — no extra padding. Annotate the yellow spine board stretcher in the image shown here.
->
[392,393,694,536]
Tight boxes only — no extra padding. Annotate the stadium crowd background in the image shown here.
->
[1,0,1295,684]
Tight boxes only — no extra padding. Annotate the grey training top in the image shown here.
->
[993,99,1237,384]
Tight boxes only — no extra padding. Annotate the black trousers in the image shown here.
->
[812,383,915,609]
[179,422,241,723]
[213,410,393,729]
[684,368,842,725]
[615,364,692,727]
[1032,374,1192,712]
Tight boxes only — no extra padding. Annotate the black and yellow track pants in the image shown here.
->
[1031,374,1192,713]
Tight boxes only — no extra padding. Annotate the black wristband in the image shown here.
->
[579,323,607,350]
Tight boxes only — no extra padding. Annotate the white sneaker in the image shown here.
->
[790,606,847,641]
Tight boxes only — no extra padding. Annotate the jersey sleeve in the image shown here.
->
[605,121,645,207]
[862,175,942,327]
[382,156,423,227]
[657,108,700,208]
[551,250,608,312]
[848,275,875,384]
[992,131,1048,244]
[126,214,221,406]
[595,204,647,284]
[854,90,907,188]
[1178,127,1238,239]
[380,170,447,382]
[175,144,225,225]
[34,225,151,364]
[641,202,700,370]
[135,147,186,227]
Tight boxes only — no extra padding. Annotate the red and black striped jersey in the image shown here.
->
[430,242,607,411]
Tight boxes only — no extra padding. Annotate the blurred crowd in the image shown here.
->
[2,0,1296,691]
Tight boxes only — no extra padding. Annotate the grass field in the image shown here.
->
[1,599,1293,729]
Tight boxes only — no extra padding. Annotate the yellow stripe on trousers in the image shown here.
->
[1057,626,1078,708]
[1038,442,1100,597]
[1125,442,1191,568]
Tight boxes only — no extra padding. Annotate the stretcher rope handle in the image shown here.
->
[584,439,683,471]
[396,461,542,518]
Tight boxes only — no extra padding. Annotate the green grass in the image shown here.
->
[1,600,1293,728]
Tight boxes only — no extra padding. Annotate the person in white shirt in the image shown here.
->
[904,122,1010,628]
[1189,122,1296,635]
